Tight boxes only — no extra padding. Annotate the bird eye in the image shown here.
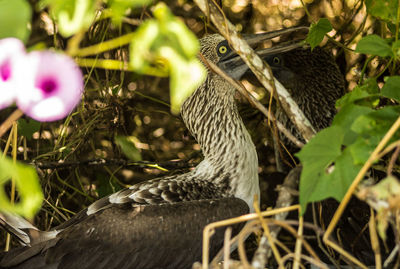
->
[273,57,281,65]
[218,45,228,54]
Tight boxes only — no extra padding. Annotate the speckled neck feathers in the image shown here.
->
[180,72,259,209]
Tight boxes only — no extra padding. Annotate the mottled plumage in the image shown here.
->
[267,47,345,146]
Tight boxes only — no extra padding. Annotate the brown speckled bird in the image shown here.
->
[269,46,345,145]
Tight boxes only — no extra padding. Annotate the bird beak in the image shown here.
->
[217,26,309,80]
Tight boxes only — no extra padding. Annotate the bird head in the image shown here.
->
[199,27,308,82]
[199,27,343,102]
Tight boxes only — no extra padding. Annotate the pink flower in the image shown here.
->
[0,38,26,109]
[15,51,84,122]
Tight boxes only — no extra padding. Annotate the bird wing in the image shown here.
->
[56,173,230,230]
[0,198,249,269]
[0,173,228,247]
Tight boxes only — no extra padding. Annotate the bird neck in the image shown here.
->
[181,75,259,210]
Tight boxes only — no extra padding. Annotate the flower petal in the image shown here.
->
[15,51,84,122]
[0,38,25,109]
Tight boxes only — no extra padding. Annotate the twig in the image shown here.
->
[281,253,328,269]
[193,0,316,142]
[223,227,232,269]
[201,205,300,269]
[384,244,399,267]
[253,197,284,269]
[294,215,304,269]
[237,220,259,268]
[0,109,24,139]
[251,166,301,267]
[369,209,382,269]
[32,158,196,170]
[387,144,400,176]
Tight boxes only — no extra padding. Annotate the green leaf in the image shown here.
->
[95,172,122,198]
[159,46,206,114]
[381,76,400,102]
[335,80,379,109]
[348,136,379,164]
[0,155,43,219]
[297,126,344,211]
[130,20,160,72]
[115,136,142,161]
[355,35,393,57]
[153,3,199,59]
[0,0,31,42]
[18,118,40,140]
[40,0,96,37]
[351,106,400,139]
[333,105,373,145]
[365,0,398,23]
[297,126,362,213]
[129,2,206,114]
[305,18,332,49]
[105,0,152,24]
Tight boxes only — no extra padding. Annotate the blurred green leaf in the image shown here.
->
[40,0,96,37]
[130,20,160,73]
[105,0,152,24]
[382,76,400,102]
[95,172,122,198]
[115,136,142,161]
[0,155,43,219]
[392,40,400,50]
[159,46,206,114]
[365,0,398,23]
[355,35,393,57]
[305,18,332,50]
[0,0,31,42]
[130,2,206,114]
[18,118,40,140]
[153,3,199,59]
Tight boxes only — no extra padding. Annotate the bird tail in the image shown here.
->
[0,212,57,247]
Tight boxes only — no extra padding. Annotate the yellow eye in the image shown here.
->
[219,45,228,54]
[273,57,281,64]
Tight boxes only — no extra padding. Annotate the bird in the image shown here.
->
[270,46,345,145]
[0,31,284,269]
[254,41,346,169]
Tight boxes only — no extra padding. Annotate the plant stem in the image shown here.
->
[70,32,136,57]
[0,109,24,139]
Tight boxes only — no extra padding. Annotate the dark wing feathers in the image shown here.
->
[0,198,249,269]
[86,176,230,217]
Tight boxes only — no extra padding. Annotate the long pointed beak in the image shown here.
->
[217,26,309,79]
